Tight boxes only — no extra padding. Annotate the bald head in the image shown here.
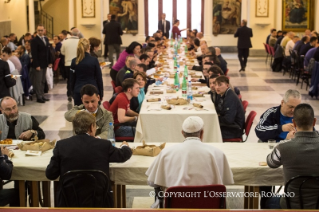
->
[0,96,19,122]
[197,32,203,39]
[215,47,221,56]
[71,28,79,36]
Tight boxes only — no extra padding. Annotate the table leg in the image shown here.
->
[244,185,249,209]
[121,185,126,208]
[31,181,39,207]
[54,181,59,207]
[252,186,260,209]
[18,180,26,207]
[42,181,51,207]
[116,184,122,208]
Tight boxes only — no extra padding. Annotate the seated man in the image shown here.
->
[255,89,301,142]
[299,36,317,56]
[123,64,147,80]
[139,54,150,66]
[146,116,234,188]
[65,84,113,139]
[266,104,319,209]
[46,111,132,207]
[116,56,137,86]
[214,76,245,139]
[0,96,45,140]
[215,47,228,74]
[191,62,214,87]
[208,74,220,103]
[109,79,139,137]
[0,147,19,207]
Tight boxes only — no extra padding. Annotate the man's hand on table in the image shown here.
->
[19,130,33,140]
[188,66,193,70]
[120,141,129,147]
[1,146,10,156]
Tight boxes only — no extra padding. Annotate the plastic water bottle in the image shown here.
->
[107,122,116,147]
[187,81,193,103]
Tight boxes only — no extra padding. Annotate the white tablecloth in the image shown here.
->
[10,143,284,186]
[134,50,222,143]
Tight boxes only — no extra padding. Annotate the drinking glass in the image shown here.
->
[268,139,276,149]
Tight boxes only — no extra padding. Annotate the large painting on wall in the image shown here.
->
[213,0,242,35]
[282,0,314,32]
[109,0,138,34]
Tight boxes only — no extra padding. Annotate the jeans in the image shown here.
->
[115,126,135,137]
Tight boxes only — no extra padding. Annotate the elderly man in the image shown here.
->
[115,56,136,86]
[285,36,300,57]
[215,47,228,74]
[281,31,294,49]
[146,116,234,206]
[255,89,301,143]
[0,146,19,206]
[234,19,253,72]
[266,104,319,209]
[61,28,80,102]
[65,85,113,139]
[215,76,245,139]
[46,111,132,207]
[0,96,45,140]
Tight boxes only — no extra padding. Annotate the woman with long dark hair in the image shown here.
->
[110,41,142,82]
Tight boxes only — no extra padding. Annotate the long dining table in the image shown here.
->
[10,142,283,209]
[134,45,223,143]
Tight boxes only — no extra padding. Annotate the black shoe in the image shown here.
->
[242,68,245,72]
[239,69,243,72]
[67,96,72,102]
[37,99,45,103]
[42,97,50,101]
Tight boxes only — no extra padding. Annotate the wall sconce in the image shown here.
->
[4,0,11,3]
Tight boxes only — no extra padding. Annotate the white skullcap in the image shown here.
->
[182,116,204,133]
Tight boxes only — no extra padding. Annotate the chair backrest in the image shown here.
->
[60,170,112,208]
[263,43,269,54]
[164,185,226,209]
[245,111,257,137]
[102,101,111,110]
[265,44,271,55]
[284,175,319,209]
[111,81,116,91]
[242,100,248,112]
[53,58,61,71]
[114,86,123,94]
[269,46,275,56]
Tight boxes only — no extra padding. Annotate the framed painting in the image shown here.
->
[109,0,138,34]
[282,0,314,32]
[256,0,269,17]
[212,0,242,35]
[82,0,95,18]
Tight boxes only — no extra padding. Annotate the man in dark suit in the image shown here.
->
[46,111,132,207]
[103,15,123,66]
[0,60,16,100]
[158,13,170,39]
[30,24,52,103]
[102,14,112,60]
[234,19,253,72]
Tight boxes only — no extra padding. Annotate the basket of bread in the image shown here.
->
[17,139,56,152]
[132,140,166,157]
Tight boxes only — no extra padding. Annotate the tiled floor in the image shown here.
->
[8,54,319,208]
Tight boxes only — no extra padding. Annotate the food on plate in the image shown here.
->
[0,139,13,144]
[193,103,204,108]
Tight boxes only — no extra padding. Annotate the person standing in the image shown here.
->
[30,24,52,103]
[103,15,123,67]
[234,19,253,72]
[158,13,170,39]
[172,20,188,39]
[102,13,112,60]
[61,28,80,102]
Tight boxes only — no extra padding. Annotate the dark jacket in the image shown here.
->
[31,35,52,69]
[0,151,13,180]
[309,61,319,98]
[103,20,123,45]
[234,26,253,49]
[158,20,170,38]
[70,52,104,99]
[216,88,245,139]
[275,36,284,51]
[255,105,283,142]
[116,66,133,87]
[218,55,227,74]
[299,43,313,56]
[315,47,319,62]
[0,60,16,99]
[46,134,132,207]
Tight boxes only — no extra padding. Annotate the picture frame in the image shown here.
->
[256,0,269,17]
[282,0,314,32]
[82,0,95,18]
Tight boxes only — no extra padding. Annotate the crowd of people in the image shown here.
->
[1,13,319,210]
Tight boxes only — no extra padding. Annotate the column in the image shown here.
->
[275,0,282,30]
[315,0,319,31]
[69,0,75,28]
[203,0,212,46]
[137,0,145,42]
[241,0,248,20]
[28,0,35,33]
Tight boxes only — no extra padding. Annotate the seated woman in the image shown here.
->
[88,37,101,58]
[130,72,147,113]
[110,42,142,82]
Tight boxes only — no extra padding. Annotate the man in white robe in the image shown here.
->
[146,116,234,188]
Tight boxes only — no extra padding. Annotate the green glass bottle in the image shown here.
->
[184,45,188,53]
[174,71,180,91]
[182,76,187,98]
[184,65,188,78]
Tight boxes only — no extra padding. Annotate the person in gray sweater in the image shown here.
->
[266,103,319,209]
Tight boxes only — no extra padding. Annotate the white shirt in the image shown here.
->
[285,40,295,56]
[162,20,166,33]
[7,60,16,73]
[146,138,234,188]
[61,36,79,66]
[195,46,202,57]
